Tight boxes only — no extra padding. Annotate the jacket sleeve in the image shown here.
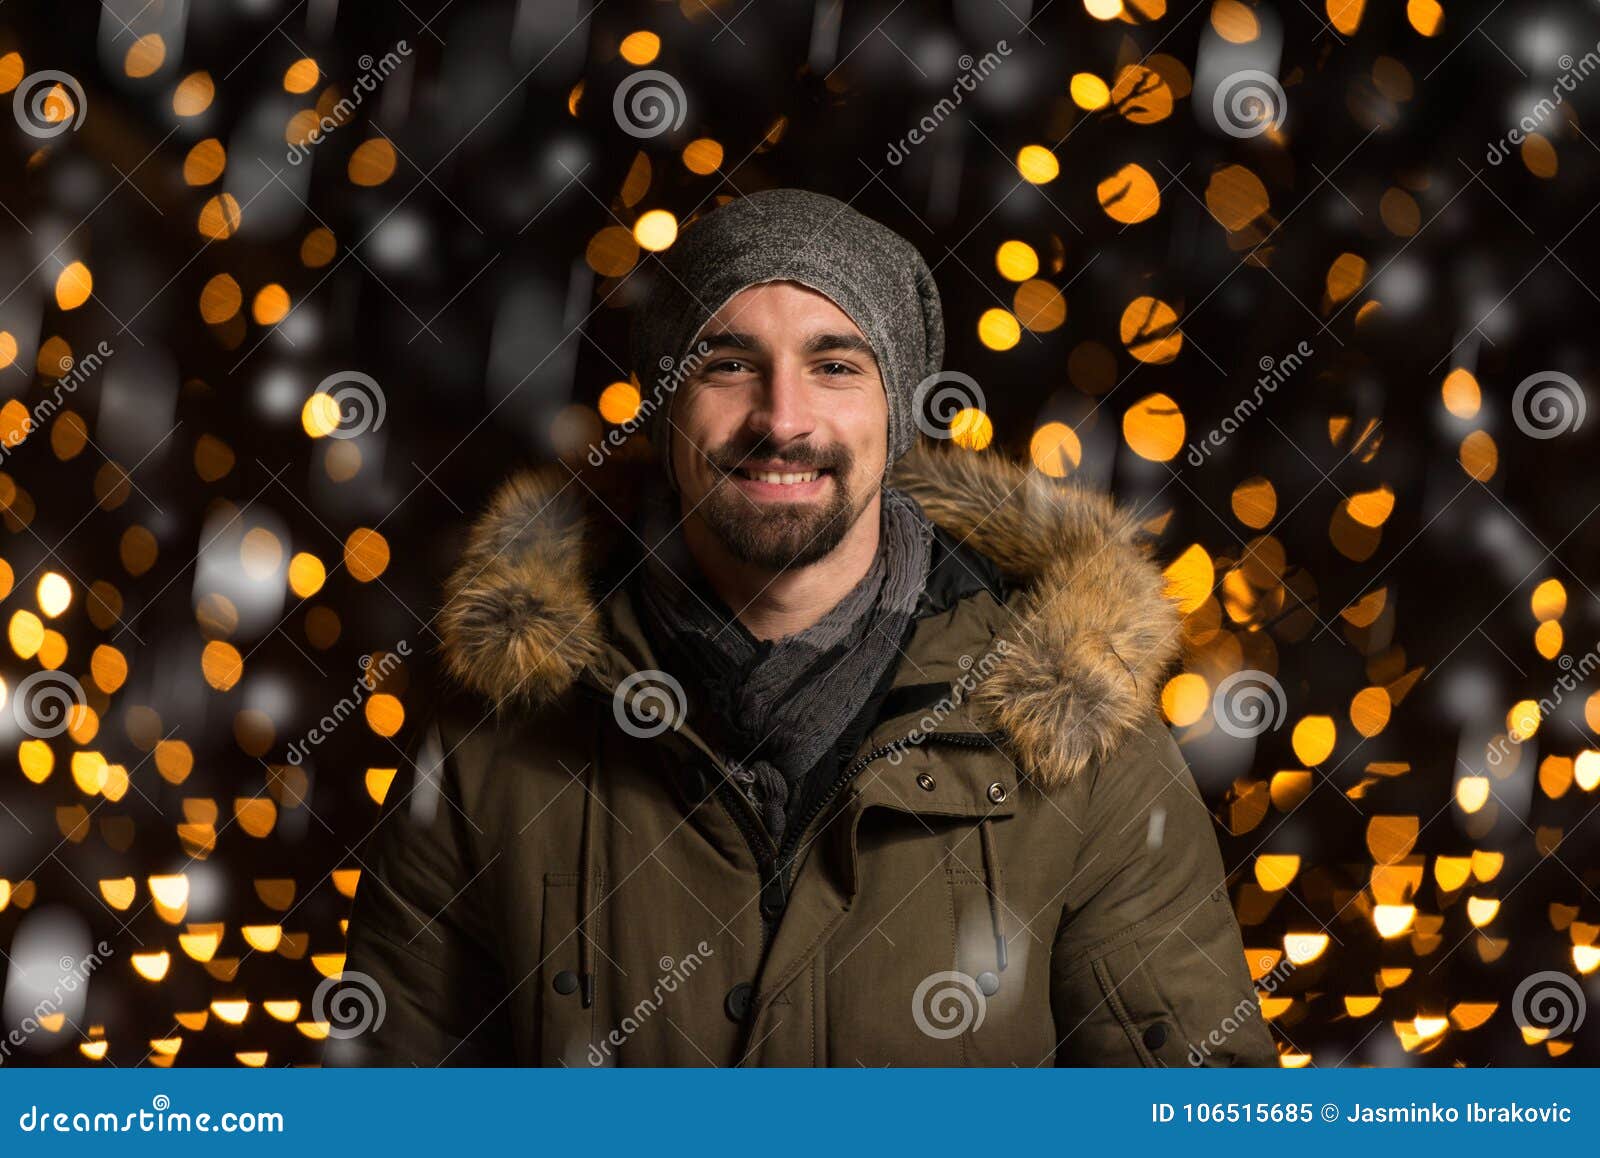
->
[1048,719,1277,1067]
[326,715,515,1066]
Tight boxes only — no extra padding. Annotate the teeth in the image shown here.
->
[745,470,819,485]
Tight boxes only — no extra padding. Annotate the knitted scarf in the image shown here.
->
[635,489,934,844]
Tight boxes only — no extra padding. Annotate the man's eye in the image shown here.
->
[817,361,856,376]
[708,359,749,374]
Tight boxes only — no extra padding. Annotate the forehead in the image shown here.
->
[695,280,866,341]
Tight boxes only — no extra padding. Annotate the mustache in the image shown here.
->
[703,438,852,473]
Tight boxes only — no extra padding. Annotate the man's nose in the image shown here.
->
[745,358,816,444]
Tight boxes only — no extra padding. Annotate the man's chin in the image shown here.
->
[704,502,853,573]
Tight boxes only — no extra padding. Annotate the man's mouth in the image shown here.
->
[731,467,828,486]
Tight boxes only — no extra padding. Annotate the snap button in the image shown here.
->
[1142,1022,1169,1050]
[987,782,1007,804]
[724,982,755,1022]
[916,773,936,791]
[553,970,579,996]
[976,971,1000,996]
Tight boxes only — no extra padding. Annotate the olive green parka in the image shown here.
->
[336,445,1275,1067]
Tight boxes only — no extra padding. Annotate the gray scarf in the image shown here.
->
[636,490,934,844]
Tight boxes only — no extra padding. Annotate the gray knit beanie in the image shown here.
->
[627,188,944,478]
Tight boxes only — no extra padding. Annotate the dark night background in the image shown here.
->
[2,0,1599,1066]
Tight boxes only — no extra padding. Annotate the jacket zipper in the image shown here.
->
[714,738,911,959]
[581,680,783,946]
[595,670,1004,951]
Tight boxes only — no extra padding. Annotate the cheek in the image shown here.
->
[671,394,731,491]
[677,390,739,450]
[837,391,889,474]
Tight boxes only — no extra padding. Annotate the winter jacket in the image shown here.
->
[334,445,1276,1067]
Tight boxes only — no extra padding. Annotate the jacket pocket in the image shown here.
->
[943,867,1056,1065]
[1054,882,1255,1067]
[538,873,599,1066]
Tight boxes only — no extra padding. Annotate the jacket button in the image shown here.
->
[724,982,754,1022]
[987,782,1007,804]
[916,773,936,791]
[553,970,579,996]
[976,971,1000,996]
[1142,1022,1169,1050]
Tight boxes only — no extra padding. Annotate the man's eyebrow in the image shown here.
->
[696,330,763,352]
[803,332,877,360]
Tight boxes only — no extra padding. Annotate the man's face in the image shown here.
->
[669,281,889,573]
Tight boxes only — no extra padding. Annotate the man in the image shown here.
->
[336,188,1274,1066]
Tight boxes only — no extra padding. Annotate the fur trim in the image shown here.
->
[437,468,605,706]
[441,446,1180,784]
[890,444,1181,786]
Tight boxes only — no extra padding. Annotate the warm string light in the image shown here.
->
[0,0,1592,1068]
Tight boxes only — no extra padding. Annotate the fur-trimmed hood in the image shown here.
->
[438,444,1181,786]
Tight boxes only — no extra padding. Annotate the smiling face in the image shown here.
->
[669,281,889,574]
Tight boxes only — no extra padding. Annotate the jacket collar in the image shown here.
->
[437,443,1181,787]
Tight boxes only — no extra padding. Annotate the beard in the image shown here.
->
[691,437,872,572]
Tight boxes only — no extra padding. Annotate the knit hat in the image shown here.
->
[626,188,945,478]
